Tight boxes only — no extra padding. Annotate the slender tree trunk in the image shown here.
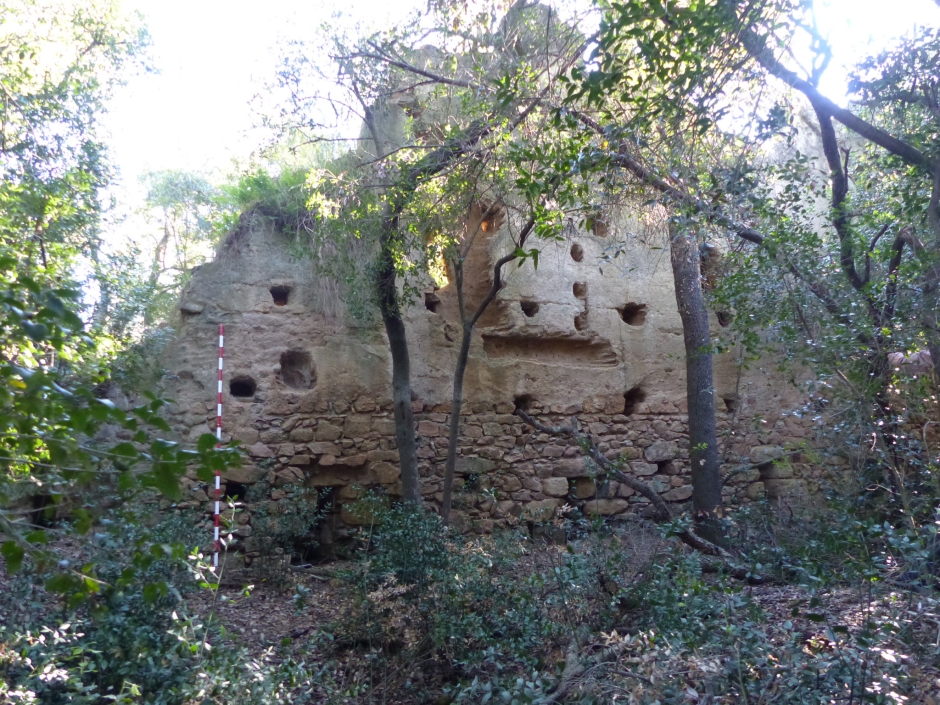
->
[440,217,536,524]
[357,99,422,505]
[669,224,723,540]
[441,322,473,523]
[376,208,422,505]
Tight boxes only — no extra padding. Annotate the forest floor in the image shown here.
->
[181,527,940,704]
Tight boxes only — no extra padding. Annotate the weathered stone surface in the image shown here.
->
[584,498,629,515]
[630,461,658,476]
[542,477,569,497]
[372,462,400,484]
[315,423,343,442]
[645,440,678,463]
[751,445,785,464]
[523,498,561,521]
[553,458,586,477]
[372,418,396,435]
[344,415,373,438]
[162,165,819,536]
[247,443,275,458]
[222,465,268,484]
[308,441,341,455]
[662,485,693,502]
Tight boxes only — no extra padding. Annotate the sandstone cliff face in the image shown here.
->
[160,200,824,552]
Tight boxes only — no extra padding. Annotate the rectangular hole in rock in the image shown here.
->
[270,286,291,306]
[230,375,257,398]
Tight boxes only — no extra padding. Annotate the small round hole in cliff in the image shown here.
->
[570,243,584,262]
[574,312,588,331]
[425,292,442,313]
[270,286,291,306]
[520,301,540,317]
[722,395,739,413]
[619,302,648,326]
[514,394,534,412]
[280,350,315,389]
[716,311,734,327]
[573,281,587,298]
[623,385,646,415]
[230,375,256,398]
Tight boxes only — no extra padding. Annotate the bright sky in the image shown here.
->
[102,0,938,212]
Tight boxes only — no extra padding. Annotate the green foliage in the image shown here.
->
[0,508,315,704]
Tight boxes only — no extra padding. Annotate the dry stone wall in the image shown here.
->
[160,212,831,558]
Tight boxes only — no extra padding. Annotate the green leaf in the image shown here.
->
[1,541,25,573]
[197,433,219,453]
[46,572,81,593]
[25,530,48,544]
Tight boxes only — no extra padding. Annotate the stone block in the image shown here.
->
[616,483,635,498]
[482,423,502,436]
[273,466,306,487]
[554,458,586,477]
[318,453,337,466]
[354,397,377,413]
[344,414,373,439]
[751,445,784,464]
[523,498,561,521]
[308,441,341,456]
[221,465,267,484]
[337,454,367,467]
[585,498,629,516]
[521,476,542,492]
[645,440,678,463]
[289,454,312,466]
[456,456,496,475]
[247,442,275,458]
[418,420,442,437]
[495,500,521,517]
[289,427,315,443]
[372,462,400,484]
[367,449,400,462]
[630,461,658,476]
[315,423,343,441]
[662,485,693,502]
[372,418,396,436]
[501,475,523,492]
[542,477,569,497]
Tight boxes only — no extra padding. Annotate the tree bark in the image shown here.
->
[376,220,422,504]
[669,224,723,540]
[440,217,536,524]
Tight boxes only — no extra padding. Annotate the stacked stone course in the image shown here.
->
[166,387,822,553]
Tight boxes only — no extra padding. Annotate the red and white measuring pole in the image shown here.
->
[213,324,224,569]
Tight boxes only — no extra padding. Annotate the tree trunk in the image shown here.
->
[441,323,472,523]
[440,218,535,525]
[669,224,723,540]
[377,210,422,505]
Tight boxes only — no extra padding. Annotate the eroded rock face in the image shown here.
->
[162,213,821,554]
